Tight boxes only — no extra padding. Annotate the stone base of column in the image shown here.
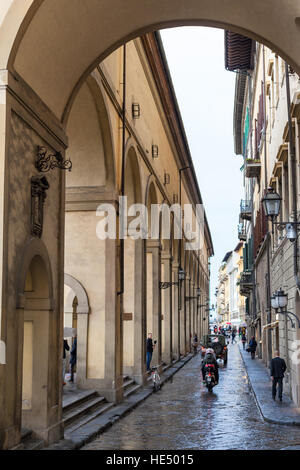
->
[76,377,123,404]
[0,425,21,450]
[162,351,172,366]
[35,421,63,445]
[132,373,147,386]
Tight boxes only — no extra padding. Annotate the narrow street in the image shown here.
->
[82,343,300,450]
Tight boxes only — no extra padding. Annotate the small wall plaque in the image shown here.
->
[123,312,133,321]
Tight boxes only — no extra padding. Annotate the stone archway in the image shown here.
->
[2,1,300,123]
[123,143,145,384]
[64,274,89,387]
[16,238,61,446]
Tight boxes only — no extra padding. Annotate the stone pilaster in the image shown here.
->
[161,251,172,365]
[146,240,162,370]
[172,261,180,361]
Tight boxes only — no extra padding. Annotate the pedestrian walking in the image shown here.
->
[69,335,77,383]
[241,333,247,350]
[270,351,287,402]
[231,330,236,344]
[248,336,257,359]
[63,339,70,386]
[146,333,156,370]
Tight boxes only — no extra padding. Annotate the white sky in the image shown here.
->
[161,27,244,307]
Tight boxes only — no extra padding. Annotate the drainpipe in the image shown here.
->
[247,73,257,332]
[285,62,300,295]
[118,44,126,296]
[262,46,273,363]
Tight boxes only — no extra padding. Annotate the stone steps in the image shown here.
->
[18,428,45,450]
[64,402,114,435]
[63,389,114,435]
[122,375,142,397]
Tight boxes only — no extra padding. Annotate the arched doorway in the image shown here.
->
[17,239,60,445]
[123,144,145,384]
[146,178,162,369]
[64,274,90,387]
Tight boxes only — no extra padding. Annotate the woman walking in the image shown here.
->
[249,336,257,359]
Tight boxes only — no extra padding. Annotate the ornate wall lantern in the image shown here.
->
[271,288,300,328]
[132,103,141,119]
[152,145,159,158]
[31,175,49,238]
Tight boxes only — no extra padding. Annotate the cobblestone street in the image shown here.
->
[82,343,300,450]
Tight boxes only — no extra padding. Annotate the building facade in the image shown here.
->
[229,33,300,405]
[216,244,246,328]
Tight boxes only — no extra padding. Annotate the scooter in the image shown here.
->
[151,366,161,392]
[204,363,217,392]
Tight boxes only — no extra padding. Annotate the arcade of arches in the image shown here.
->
[0,0,299,450]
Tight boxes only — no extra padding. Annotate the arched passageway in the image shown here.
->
[0,0,292,450]
[16,239,60,446]
[64,274,90,386]
[123,144,145,384]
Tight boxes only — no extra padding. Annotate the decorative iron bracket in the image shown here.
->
[159,281,178,289]
[36,146,72,172]
[273,221,300,231]
[277,309,300,329]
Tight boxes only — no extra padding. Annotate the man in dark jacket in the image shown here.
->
[69,336,77,383]
[270,351,287,402]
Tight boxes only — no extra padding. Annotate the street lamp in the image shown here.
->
[262,187,300,241]
[271,288,300,328]
[262,187,281,220]
[185,287,202,301]
[159,267,185,290]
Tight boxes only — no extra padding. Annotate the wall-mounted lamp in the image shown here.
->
[160,267,185,290]
[152,145,159,158]
[132,103,141,119]
[164,173,170,185]
[262,187,300,241]
[271,288,300,328]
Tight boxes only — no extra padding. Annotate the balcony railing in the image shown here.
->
[238,223,247,241]
[239,270,253,297]
[240,200,252,221]
[245,159,261,178]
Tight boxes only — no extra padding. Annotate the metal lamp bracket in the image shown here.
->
[36,146,72,172]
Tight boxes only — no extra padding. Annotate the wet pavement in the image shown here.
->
[82,343,300,450]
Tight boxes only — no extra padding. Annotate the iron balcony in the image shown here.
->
[240,200,252,221]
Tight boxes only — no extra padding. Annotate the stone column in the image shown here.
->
[146,240,162,369]
[172,261,180,361]
[185,275,191,353]
[180,274,186,356]
[191,282,197,336]
[161,251,172,365]
[104,237,123,403]
[132,238,146,385]
[0,71,66,448]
